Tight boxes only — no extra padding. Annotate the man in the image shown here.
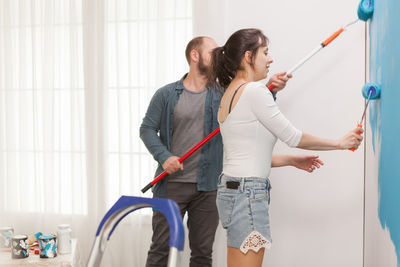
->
[140,36,316,267]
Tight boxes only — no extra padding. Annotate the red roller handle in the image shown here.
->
[141,127,221,193]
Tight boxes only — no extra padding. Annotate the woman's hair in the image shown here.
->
[209,28,268,88]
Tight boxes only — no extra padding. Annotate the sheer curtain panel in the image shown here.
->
[0,0,192,265]
[103,0,193,265]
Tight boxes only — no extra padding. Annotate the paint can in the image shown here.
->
[11,235,29,259]
[0,226,14,248]
[57,224,72,254]
[39,234,57,258]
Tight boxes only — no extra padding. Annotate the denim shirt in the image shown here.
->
[140,74,223,196]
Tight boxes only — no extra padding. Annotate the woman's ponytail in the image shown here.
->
[210,46,237,89]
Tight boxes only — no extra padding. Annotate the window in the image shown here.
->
[0,0,87,215]
[0,0,193,216]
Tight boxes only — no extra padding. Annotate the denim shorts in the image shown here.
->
[216,174,272,254]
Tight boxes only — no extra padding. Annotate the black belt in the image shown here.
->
[226,181,240,189]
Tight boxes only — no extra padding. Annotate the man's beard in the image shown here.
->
[198,54,209,77]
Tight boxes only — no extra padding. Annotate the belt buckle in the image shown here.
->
[226,181,240,189]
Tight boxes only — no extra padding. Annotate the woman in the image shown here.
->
[210,28,363,267]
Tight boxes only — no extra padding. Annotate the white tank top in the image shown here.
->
[219,81,302,178]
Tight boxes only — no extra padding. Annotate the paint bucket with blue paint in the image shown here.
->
[0,226,14,248]
[11,235,29,259]
[39,234,57,258]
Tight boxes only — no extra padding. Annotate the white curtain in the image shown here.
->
[105,0,192,207]
[102,0,193,266]
[0,0,193,266]
[0,0,95,264]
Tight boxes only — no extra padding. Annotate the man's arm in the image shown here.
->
[139,89,173,165]
[271,155,324,173]
[139,88,183,174]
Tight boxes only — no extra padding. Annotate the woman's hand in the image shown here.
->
[291,155,324,173]
[338,127,364,150]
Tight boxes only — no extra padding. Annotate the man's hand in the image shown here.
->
[291,155,324,173]
[266,72,293,93]
[162,156,183,174]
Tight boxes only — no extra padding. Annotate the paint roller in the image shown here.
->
[347,0,375,151]
[358,0,374,22]
[141,0,375,193]
[349,83,381,151]
[267,0,374,91]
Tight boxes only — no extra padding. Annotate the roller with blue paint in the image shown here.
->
[362,83,381,100]
[267,0,374,91]
[347,0,375,151]
[349,83,381,151]
[358,0,374,21]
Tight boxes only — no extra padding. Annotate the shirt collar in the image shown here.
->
[176,73,215,92]
[175,73,188,90]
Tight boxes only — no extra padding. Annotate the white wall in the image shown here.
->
[194,0,366,266]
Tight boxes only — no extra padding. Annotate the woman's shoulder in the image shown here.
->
[244,81,273,98]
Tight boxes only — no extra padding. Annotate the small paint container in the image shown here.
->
[11,235,29,259]
[39,235,57,258]
[57,224,72,254]
[0,226,14,248]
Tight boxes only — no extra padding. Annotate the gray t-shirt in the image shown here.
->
[168,87,207,183]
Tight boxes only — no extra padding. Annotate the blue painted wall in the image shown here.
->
[369,0,400,264]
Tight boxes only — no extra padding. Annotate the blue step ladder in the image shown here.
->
[87,196,185,267]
